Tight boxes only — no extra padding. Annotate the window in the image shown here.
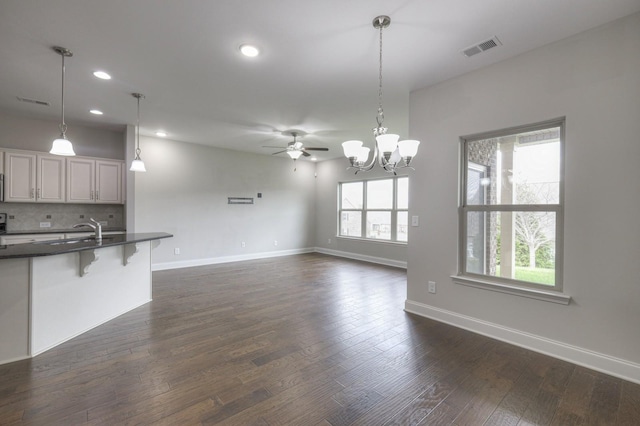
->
[339,176,409,242]
[458,118,565,296]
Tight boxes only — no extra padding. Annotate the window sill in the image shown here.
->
[451,275,571,305]
[336,236,407,247]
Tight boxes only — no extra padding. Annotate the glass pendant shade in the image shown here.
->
[287,150,303,160]
[375,133,399,154]
[342,140,363,158]
[389,148,402,164]
[398,139,420,158]
[357,147,371,163]
[130,158,146,172]
[50,137,76,156]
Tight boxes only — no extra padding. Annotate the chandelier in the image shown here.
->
[342,16,419,174]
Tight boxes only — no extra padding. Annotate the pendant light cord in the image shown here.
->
[135,95,142,158]
[60,52,67,137]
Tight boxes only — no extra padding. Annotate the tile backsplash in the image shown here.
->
[0,203,124,232]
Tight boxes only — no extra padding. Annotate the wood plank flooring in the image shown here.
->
[1,253,638,425]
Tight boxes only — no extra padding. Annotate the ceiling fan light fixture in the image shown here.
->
[287,150,303,160]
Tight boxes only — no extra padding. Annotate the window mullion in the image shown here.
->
[362,181,367,239]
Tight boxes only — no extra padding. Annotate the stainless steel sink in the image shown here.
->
[34,237,113,245]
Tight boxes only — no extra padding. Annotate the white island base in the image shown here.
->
[0,241,154,364]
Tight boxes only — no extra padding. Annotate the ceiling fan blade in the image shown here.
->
[304,147,329,151]
[271,150,288,155]
[302,150,311,157]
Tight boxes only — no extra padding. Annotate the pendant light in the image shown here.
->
[49,46,76,156]
[342,16,420,174]
[130,93,146,172]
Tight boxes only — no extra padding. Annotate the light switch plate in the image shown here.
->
[411,216,419,227]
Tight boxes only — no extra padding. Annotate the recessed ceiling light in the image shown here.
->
[311,157,317,162]
[93,71,111,80]
[155,131,167,137]
[89,109,103,115]
[239,44,260,57]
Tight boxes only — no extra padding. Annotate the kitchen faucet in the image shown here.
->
[73,218,102,242]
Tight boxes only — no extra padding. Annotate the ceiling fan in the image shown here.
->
[262,131,329,159]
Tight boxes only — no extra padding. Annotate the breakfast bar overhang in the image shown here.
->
[0,232,172,365]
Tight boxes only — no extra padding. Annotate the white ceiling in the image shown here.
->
[1,0,639,161]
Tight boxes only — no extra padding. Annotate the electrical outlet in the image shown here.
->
[328,238,331,244]
[241,241,246,248]
[274,240,278,246]
[40,222,51,228]
[99,221,108,226]
[174,248,180,255]
[428,281,436,294]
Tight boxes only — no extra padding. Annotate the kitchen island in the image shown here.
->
[0,232,172,365]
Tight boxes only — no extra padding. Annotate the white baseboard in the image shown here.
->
[314,247,407,269]
[405,299,640,385]
[152,248,315,271]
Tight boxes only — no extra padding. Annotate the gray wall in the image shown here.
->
[0,111,125,160]
[314,157,408,267]
[133,136,317,267]
[406,13,640,377]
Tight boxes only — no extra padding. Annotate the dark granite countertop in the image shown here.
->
[3,228,126,235]
[0,232,172,260]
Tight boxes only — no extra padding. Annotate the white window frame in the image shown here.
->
[454,118,570,304]
[338,176,409,244]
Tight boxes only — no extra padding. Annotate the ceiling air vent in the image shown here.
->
[461,36,502,58]
[16,96,50,106]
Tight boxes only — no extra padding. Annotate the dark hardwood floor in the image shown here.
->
[1,253,638,425]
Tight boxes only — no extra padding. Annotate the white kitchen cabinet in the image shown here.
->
[4,151,36,202]
[67,158,95,203]
[96,160,122,204]
[0,234,65,245]
[4,151,66,203]
[67,158,123,204]
[37,155,66,202]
